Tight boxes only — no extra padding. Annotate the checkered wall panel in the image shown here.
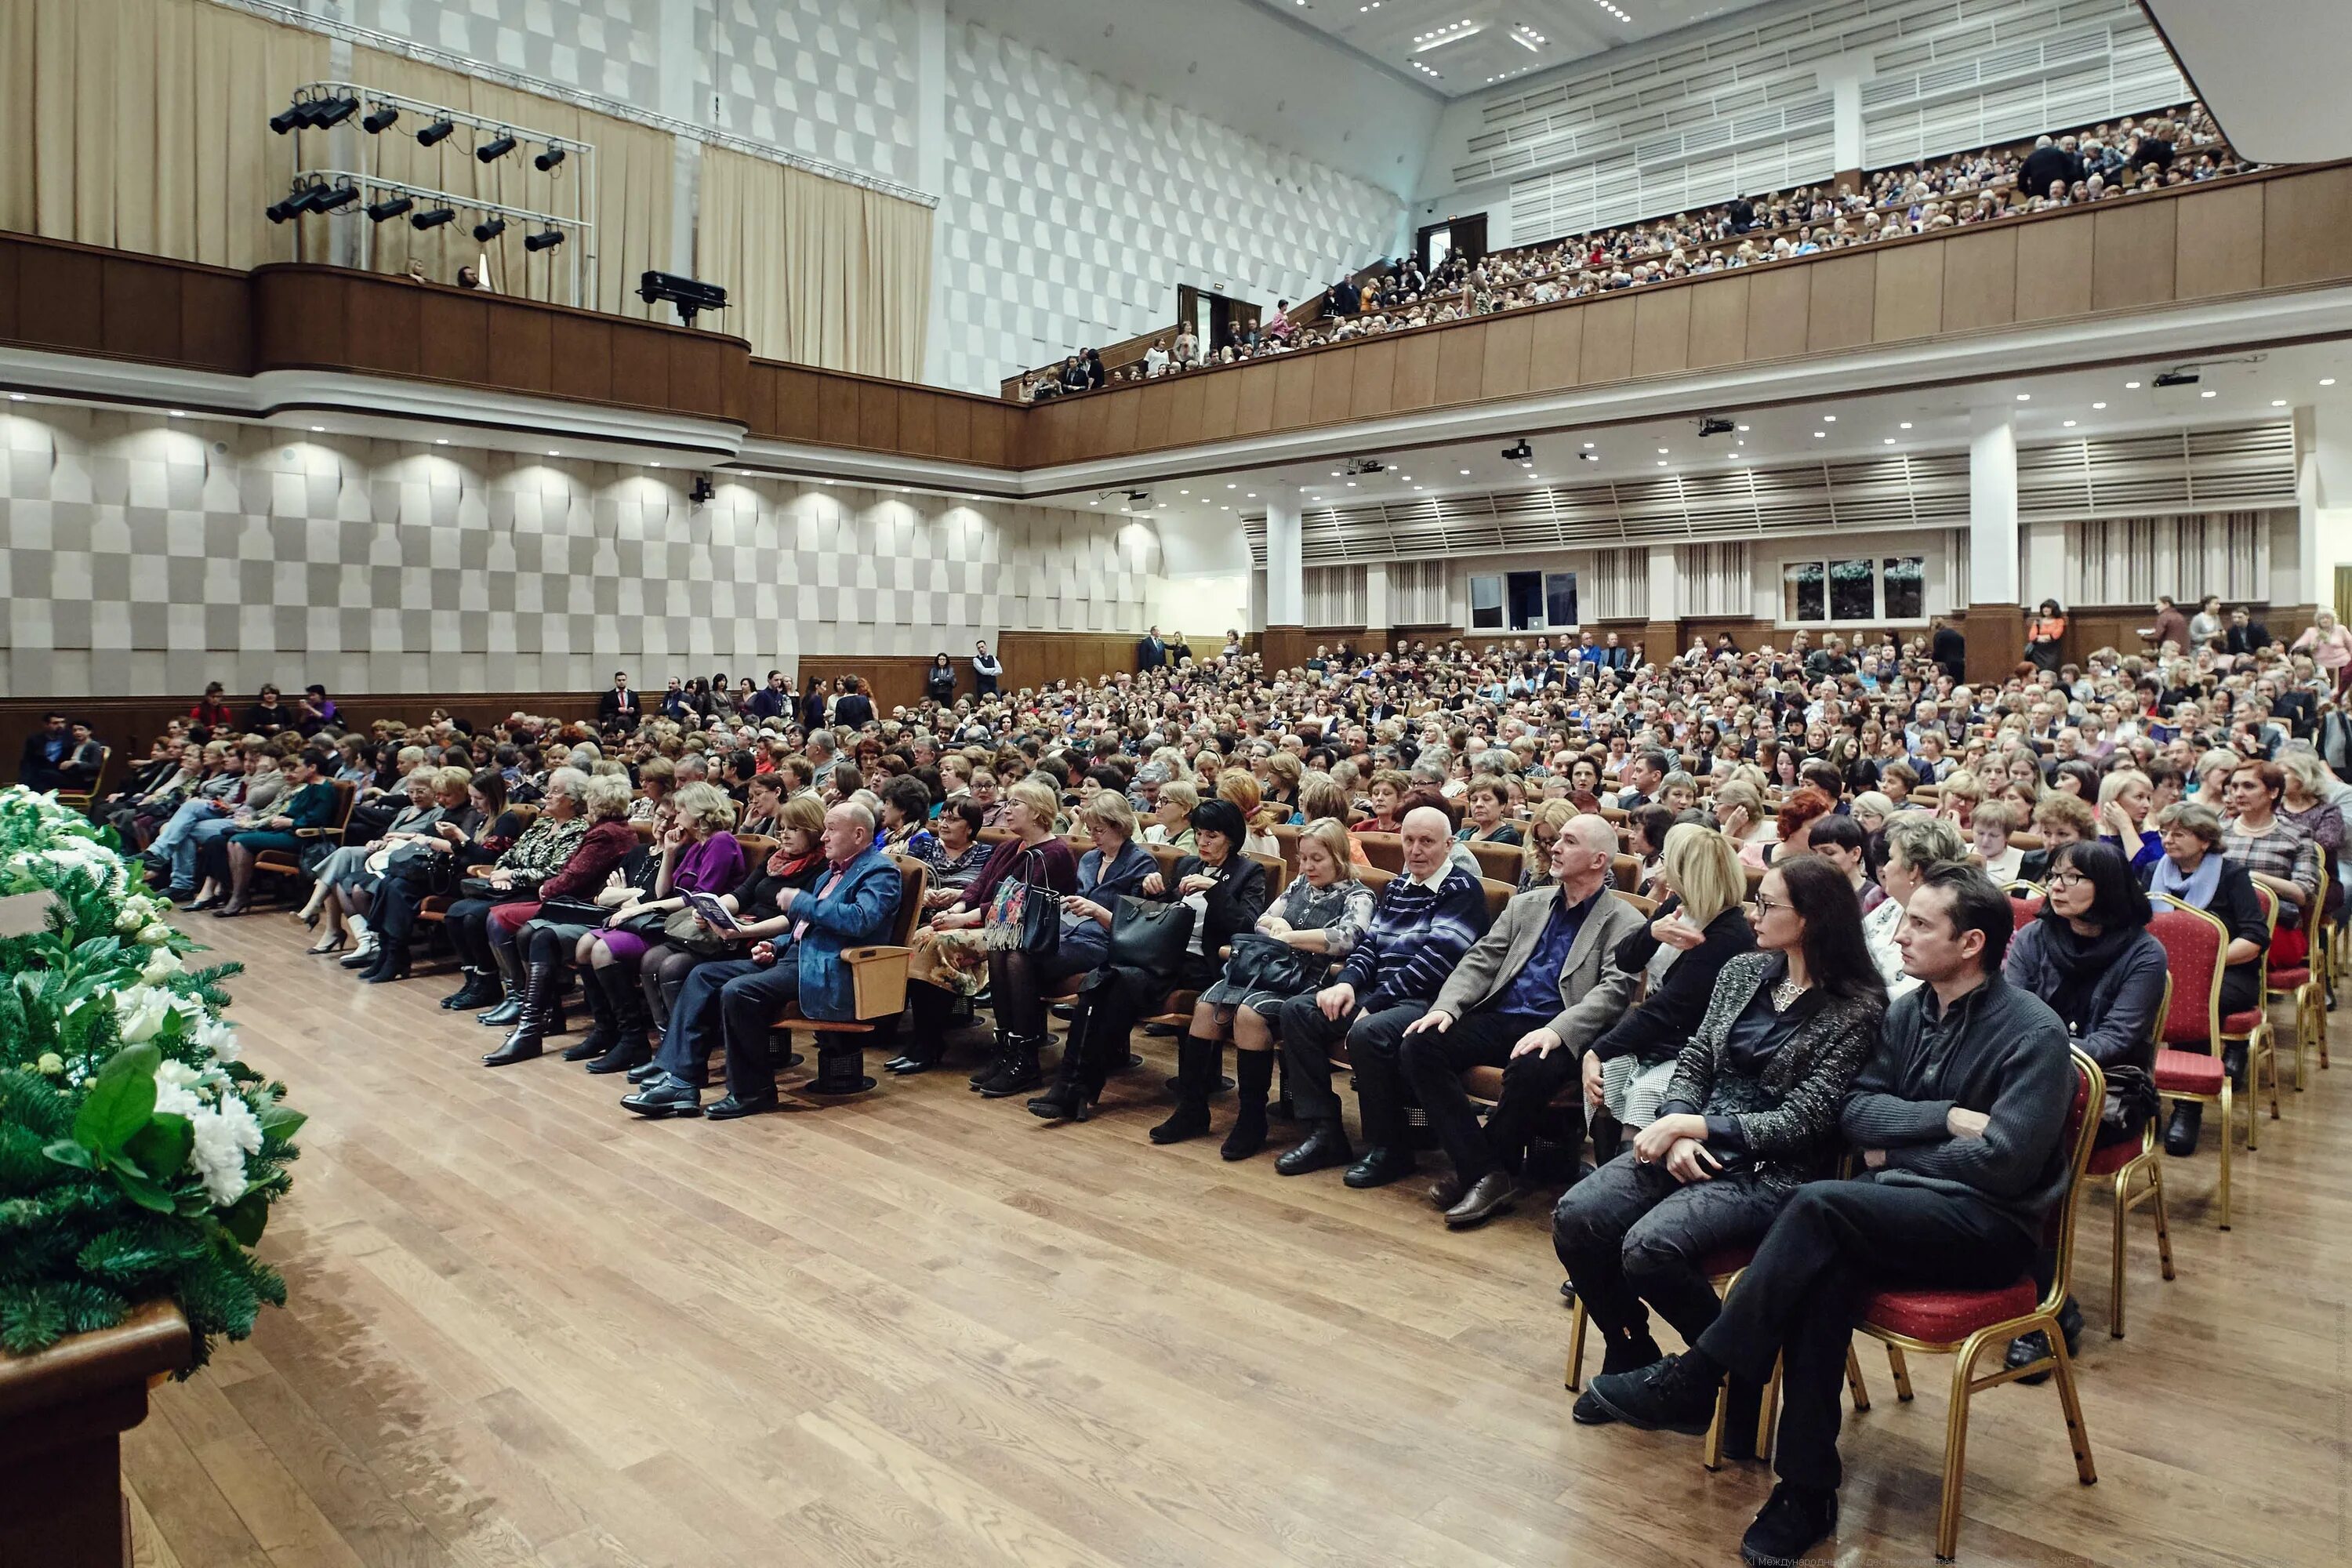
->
[346,0,664,111]
[706,0,917,184]
[933,20,1406,394]
[0,405,1160,699]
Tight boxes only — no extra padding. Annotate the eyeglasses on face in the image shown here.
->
[2046,868,2090,889]
[1751,892,1789,916]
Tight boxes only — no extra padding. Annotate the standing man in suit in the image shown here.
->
[1137,625,1168,672]
[597,671,640,731]
[831,677,875,731]
[972,641,1003,697]
[1395,815,1646,1227]
[622,803,903,1120]
[747,670,791,721]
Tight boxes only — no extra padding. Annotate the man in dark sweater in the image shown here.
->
[1582,866,2074,1567]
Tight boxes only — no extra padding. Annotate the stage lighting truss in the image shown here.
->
[274,82,597,307]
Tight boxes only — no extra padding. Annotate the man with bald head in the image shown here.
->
[1276,806,1494,1183]
[1396,815,1646,1226]
[622,802,902,1121]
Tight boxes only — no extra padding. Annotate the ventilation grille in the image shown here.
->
[1243,423,2296,569]
[1860,25,2183,168]
[1508,121,1837,247]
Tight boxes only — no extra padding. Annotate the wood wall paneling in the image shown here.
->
[0,240,19,343]
[413,290,490,387]
[550,313,614,405]
[1433,321,1486,404]
[1391,333,1439,407]
[857,379,899,452]
[1871,242,1944,342]
[1940,227,2019,332]
[1805,254,1875,352]
[2263,164,2352,287]
[2090,199,2179,311]
[1527,307,1583,389]
[1099,385,1141,455]
[898,389,940,458]
[1166,375,1208,447]
[1630,287,1692,377]
[1685,275,1750,368]
[610,328,670,416]
[971,402,1011,467]
[1134,379,1176,449]
[996,632,1151,695]
[1744,267,1811,361]
[2173,180,2265,299]
[100,256,181,364]
[818,377,860,447]
[1075,390,1112,460]
[1479,314,1534,399]
[2013,214,2096,321]
[1581,296,1636,382]
[19,243,103,357]
[1348,339,1398,420]
[1230,364,1276,436]
[343,276,421,379]
[931,392,971,463]
[1270,358,1315,429]
[1308,352,1354,425]
[1200,366,1243,441]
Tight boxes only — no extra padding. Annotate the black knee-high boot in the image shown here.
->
[1027,1003,1097,1123]
[1149,1034,1218,1145]
[587,964,654,1075]
[479,946,524,1025]
[484,960,555,1065]
[564,964,615,1060]
[886,984,955,1074]
[1221,1049,1276,1160]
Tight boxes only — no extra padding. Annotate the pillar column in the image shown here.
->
[1961,407,2020,688]
[2303,401,2352,620]
[1642,543,1680,667]
[1365,560,1392,636]
[1261,491,1307,669]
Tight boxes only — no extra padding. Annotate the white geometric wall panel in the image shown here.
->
[0,405,1159,699]
[935,20,1406,394]
[343,0,665,111]
[706,0,919,183]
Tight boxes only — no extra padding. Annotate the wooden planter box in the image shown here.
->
[0,1302,194,1568]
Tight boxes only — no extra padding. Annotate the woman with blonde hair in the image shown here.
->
[2093,767,2161,869]
[1519,798,1577,888]
[1588,824,1759,1142]
[1216,769,1281,855]
[1711,777,1769,856]
[1144,779,1200,849]
[1934,769,1985,831]
[483,773,641,1066]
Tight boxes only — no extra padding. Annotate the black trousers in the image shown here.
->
[1276,995,1428,1144]
[1552,1152,1793,1352]
[443,898,503,969]
[1396,1010,1576,1181]
[1693,1177,2036,1492]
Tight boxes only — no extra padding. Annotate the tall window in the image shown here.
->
[1468,573,1504,630]
[1544,572,1579,630]
[1780,555,1927,624]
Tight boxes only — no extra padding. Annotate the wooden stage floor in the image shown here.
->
[126,911,2352,1567]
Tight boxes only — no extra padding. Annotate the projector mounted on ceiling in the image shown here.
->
[2153,369,2201,388]
[1698,417,1737,437]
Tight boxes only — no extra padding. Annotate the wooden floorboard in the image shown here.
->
[124,910,2352,1566]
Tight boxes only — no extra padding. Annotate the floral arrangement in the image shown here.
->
[0,786,301,1367]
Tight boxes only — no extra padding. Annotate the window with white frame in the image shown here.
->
[1779,554,1927,625]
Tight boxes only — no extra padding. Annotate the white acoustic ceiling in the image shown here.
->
[2140,0,2352,163]
[1247,0,1783,94]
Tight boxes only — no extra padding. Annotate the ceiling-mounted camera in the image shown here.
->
[689,474,714,504]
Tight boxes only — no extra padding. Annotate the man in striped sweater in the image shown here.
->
[1276,807,1494,1185]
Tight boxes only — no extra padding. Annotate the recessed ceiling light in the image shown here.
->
[2271,399,2288,408]
[5,394,24,402]
[2200,390,2217,398]
[2323,378,2339,387]
[1227,483,1237,488]
[310,425,324,432]
[1247,492,1258,498]
[2062,419,2077,427]
[168,410,186,419]
[1813,430,1826,438]
[1882,437,1896,445]
[1655,459,1668,466]
[648,461,661,467]
[1178,488,1188,495]
[2125,380,2141,389]
[1736,425,1750,432]
[546,448,559,455]
[1460,468,1471,474]
[1221,505,1231,510]
[1345,481,1356,487]
[2091,402,2106,409]
[1582,441,1595,449]
[2015,394,2031,402]
[1657,447,1668,454]
[1898,422,1912,429]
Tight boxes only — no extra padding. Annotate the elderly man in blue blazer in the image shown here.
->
[622,801,904,1120]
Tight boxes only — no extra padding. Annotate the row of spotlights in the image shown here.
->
[272,94,566,168]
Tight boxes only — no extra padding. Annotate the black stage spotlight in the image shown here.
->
[523,227,565,252]
[477,132,517,162]
[266,183,317,223]
[269,97,309,135]
[416,118,456,147]
[533,144,567,171]
[410,205,457,230]
[310,93,360,129]
[637,270,730,325]
[307,183,359,215]
[473,216,508,243]
[361,103,400,133]
[365,194,415,223]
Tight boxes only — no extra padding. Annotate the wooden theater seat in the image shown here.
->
[767,855,929,1094]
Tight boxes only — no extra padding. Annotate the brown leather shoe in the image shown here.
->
[1443,1170,1520,1229]
[1428,1173,1468,1210]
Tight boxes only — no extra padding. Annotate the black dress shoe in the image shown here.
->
[703,1093,779,1120]
[1572,1334,1664,1424]
[621,1078,702,1118]
[1342,1145,1417,1189]
[1443,1170,1519,1229]
[1428,1172,1468,1210]
[1584,1352,1722,1436]
[883,1052,938,1076]
[626,1059,664,1084]
[481,1037,543,1068]
[1274,1123,1354,1176]
[2164,1102,2202,1157]
[1740,1481,1838,1567]
[2005,1295,2084,1385]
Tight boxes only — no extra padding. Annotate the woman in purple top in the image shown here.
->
[570,782,746,1074]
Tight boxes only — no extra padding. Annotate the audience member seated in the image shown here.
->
[102,739,204,848]
[355,768,523,985]
[1998,839,2163,1373]
[1559,851,1886,1436]
[1273,807,1492,1183]
[2144,800,2270,1155]
[191,750,339,917]
[17,713,104,794]
[1580,866,2072,1568]
[1028,797,1269,1125]
[1390,814,1642,1228]
[480,774,641,1066]
[298,767,445,959]
[2220,759,2319,964]
[1861,812,1969,998]
[1585,822,1758,1153]
[436,768,594,1015]
[1455,774,1524,847]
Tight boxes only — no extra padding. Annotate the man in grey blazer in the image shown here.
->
[1394,814,1646,1227]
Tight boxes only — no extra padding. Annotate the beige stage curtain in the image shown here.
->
[698,146,932,379]
[0,0,325,269]
[352,48,670,318]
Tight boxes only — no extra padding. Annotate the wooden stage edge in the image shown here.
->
[123,909,2352,1568]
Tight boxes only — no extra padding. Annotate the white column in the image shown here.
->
[657,0,702,279]
[2303,401,2352,612]
[1831,71,1864,174]
[1265,491,1305,626]
[1365,561,1391,633]
[1646,544,1678,623]
[1969,408,2020,608]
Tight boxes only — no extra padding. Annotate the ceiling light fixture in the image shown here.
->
[1813,430,1825,438]
[2063,419,2077,427]
[1413,20,1483,52]
[2323,378,2339,387]
[2200,389,2217,398]
[2015,393,2031,401]
[2092,401,2107,409]
[2125,380,2142,389]
[1898,421,1912,429]
[2271,399,2288,408]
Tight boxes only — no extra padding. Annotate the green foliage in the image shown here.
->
[0,786,303,1367]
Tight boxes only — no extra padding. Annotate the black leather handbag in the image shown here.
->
[1220,931,1327,998]
[1105,895,1194,975]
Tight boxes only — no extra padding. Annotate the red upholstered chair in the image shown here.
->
[2008,893,2042,932]
[2228,885,2282,1144]
[2147,896,2237,1229]
[2085,975,2176,1338]
[1854,1047,2103,1562]
[2264,861,2328,1090]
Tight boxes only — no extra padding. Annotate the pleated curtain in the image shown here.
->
[698,146,932,380]
[0,0,327,269]
[352,48,671,319]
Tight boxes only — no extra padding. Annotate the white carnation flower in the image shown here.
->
[153,1060,206,1120]
[138,923,173,946]
[116,902,150,933]
[111,985,172,1044]
[140,948,184,985]
[193,1016,240,1061]
[189,1094,264,1206]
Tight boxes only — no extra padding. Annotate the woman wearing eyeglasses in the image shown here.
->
[1552,853,1886,1446]
[1998,837,2164,1374]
